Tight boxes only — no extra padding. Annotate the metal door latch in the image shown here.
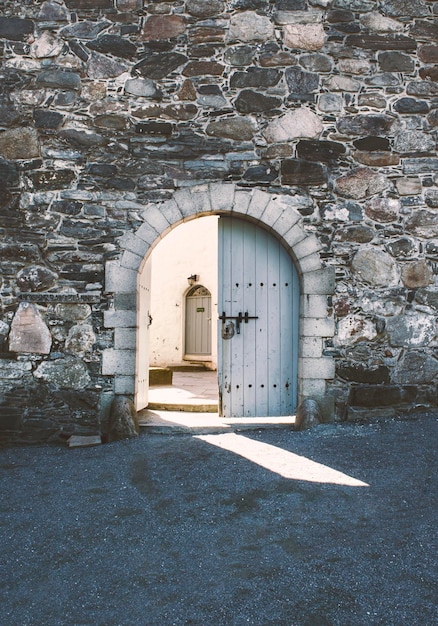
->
[219,311,258,334]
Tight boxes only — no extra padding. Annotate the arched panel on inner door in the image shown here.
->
[218,217,299,417]
[185,285,212,358]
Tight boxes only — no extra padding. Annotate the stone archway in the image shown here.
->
[102,183,336,419]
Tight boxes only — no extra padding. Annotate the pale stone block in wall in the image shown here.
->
[174,187,198,217]
[141,204,170,234]
[302,267,335,295]
[300,336,323,358]
[209,182,236,213]
[104,310,136,328]
[136,221,159,245]
[191,185,212,214]
[299,378,327,399]
[115,327,136,350]
[302,317,335,337]
[302,357,335,379]
[118,232,149,258]
[293,233,321,259]
[247,189,271,220]
[159,199,183,227]
[102,349,136,375]
[232,190,252,215]
[114,376,135,395]
[105,261,137,294]
[298,253,322,274]
[283,223,307,248]
[121,249,143,271]
[302,294,329,318]
[261,197,289,227]
[273,207,301,237]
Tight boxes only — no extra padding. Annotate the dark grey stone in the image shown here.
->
[59,129,109,148]
[17,266,58,292]
[224,45,254,66]
[299,54,333,73]
[285,67,319,94]
[36,69,81,91]
[0,159,19,187]
[296,140,346,162]
[27,170,76,191]
[235,90,282,113]
[87,35,138,59]
[378,51,415,72]
[387,238,417,258]
[60,20,111,40]
[230,68,281,89]
[393,97,430,114]
[345,34,417,50]
[353,136,391,151]
[382,0,429,18]
[33,109,64,130]
[37,1,70,22]
[134,53,188,79]
[242,164,278,183]
[0,17,34,41]
[337,362,391,384]
[337,114,395,136]
[281,159,327,186]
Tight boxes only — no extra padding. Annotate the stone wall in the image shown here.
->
[0,0,437,443]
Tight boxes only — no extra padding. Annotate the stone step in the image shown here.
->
[146,400,218,413]
[149,367,173,386]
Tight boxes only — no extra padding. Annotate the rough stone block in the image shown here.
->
[283,224,307,248]
[302,267,336,295]
[9,303,52,355]
[298,253,322,273]
[104,310,136,329]
[105,261,137,294]
[209,182,236,213]
[302,295,329,319]
[118,232,149,258]
[141,204,170,234]
[102,349,136,375]
[302,357,335,379]
[114,376,135,395]
[301,336,323,358]
[114,327,136,350]
[302,317,335,337]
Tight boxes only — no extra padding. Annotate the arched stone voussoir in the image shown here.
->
[139,203,171,234]
[208,181,236,213]
[118,232,150,258]
[174,185,212,218]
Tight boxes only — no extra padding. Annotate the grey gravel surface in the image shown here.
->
[1,415,437,626]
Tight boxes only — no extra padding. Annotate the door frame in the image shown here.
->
[102,183,336,418]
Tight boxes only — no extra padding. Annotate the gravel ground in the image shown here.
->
[1,414,437,626]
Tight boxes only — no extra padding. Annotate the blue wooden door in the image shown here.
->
[218,217,299,417]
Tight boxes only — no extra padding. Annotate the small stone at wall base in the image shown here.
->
[294,398,322,431]
[107,396,139,442]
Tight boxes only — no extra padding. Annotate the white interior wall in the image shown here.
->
[149,216,218,369]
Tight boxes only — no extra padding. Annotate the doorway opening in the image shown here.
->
[144,214,299,417]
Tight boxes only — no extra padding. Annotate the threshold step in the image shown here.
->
[147,401,218,413]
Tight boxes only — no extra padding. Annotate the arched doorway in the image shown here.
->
[102,183,336,420]
[185,285,212,360]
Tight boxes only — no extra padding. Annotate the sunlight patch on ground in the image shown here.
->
[196,433,369,487]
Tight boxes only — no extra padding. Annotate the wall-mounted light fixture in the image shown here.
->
[187,274,199,285]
